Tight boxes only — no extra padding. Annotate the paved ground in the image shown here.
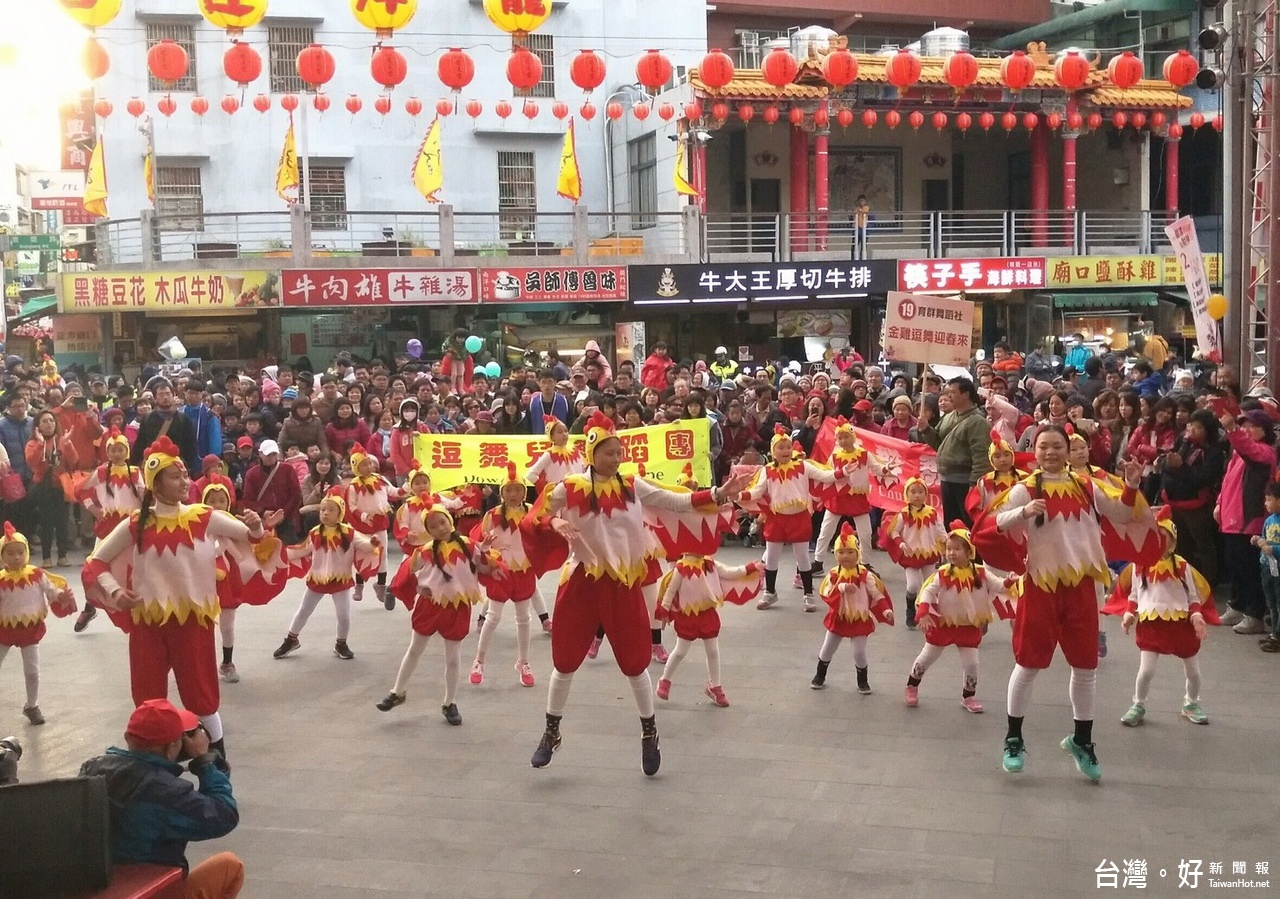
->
[4,544,1277,898]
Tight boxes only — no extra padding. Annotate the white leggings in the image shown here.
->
[546,668,654,719]
[218,607,236,648]
[1007,663,1096,721]
[904,568,926,596]
[812,512,871,564]
[643,581,661,629]
[763,541,811,571]
[1134,651,1201,704]
[288,589,353,641]
[391,632,463,704]
[479,590,549,620]
[660,636,721,687]
[474,599,531,664]
[818,631,867,667]
[0,644,39,707]
[909,643,979,693]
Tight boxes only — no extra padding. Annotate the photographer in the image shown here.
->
[79,699,243,899]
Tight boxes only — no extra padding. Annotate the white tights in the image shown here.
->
[0,644,39,707]
[288,589,352,641]
[474,599,531,664]
[545,668,655,718]
[478,590,549,621]
[904,568,926,596]
[218,607,236,649]
[1006,663,1096,721]
[1134,651,1201,704]
[391,633,462,704]
[818,631,867,668]
[813,512,871,564]
[660,637,721,687]
[762,541,811,571]
[909,643,979,693]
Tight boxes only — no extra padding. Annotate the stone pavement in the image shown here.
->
[3,544,1277,898]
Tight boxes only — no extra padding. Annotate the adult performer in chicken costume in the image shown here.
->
[528,411,751,775]
[83,436,268,764]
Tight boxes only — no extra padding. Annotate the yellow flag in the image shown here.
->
[411,116,443,203]
[143,150,155,205]
[275,120,299,204]
[83,136,108,218]
[674,134,699,197]
[556,119,582,202]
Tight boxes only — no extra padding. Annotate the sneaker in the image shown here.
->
[803,594,816,612]
[1060,735,1102,782]
[353,582,364,602]
[757,591,779,610]
[651,643,669,664]
[272,635,300,659]
[219,663,240,684]
[377,584,394,611]
[23,705,44,726]
[1002,737,1026,773]
[469,661,484,685]
[961,696,984,713]
[333,640,354,660]
[73,605,97,633]
[375,691,405,712]
[1261,636,1280,652]
[705,683,729,707]
[516,661,535,688]
[531,728,561,768]
[442,703,462,726]
[810,671,826,690]
[856,669,872,695]
[656,678,672,700]
[792,572,802,589]
[905,616,917,631]
[641,731,661,776]
[1180,701,1209,725]
[541,617,553,635]
[1233,616,1267,635]
[1098,632,1108,658]
[904,685,919,707]
[1219,607,1245,627]
[1120,703,1146,726]
[586,636,603,659]
[56,555,68,568]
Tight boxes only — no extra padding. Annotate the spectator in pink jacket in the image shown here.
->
[1217,408,1277,634]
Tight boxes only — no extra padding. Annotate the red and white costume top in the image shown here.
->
[917,564,1014,628]
[526,444,585,494]
[964,469,1025,522]
[739,460,844,543]
[79,463,144,539]
[0,566,75,645]
[820,442,885,517]
[1102,556,1218,624]
[398,538,500,609]
[393,491,462,552]
[818,564,893,637]
[214,533,291,610]
[880,505,947,569]
[286,524,381,594]
[344,474,396,535]
[655,556,763,617]
[471,504,563,601]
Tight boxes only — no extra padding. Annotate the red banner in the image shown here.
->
[810,419,941,513]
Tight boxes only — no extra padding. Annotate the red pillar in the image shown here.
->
[1165,135,1180,215]
[1062,133,1077,248]
[694,139,708,214]
[1030,121,1050,247]
[790,123,810,254]
[814,104,830,250]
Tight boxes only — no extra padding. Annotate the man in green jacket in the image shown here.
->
[936,377,991,527]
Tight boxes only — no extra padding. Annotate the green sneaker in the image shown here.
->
[1060,735,1102,782]
[1180,702,1209,725]
[1120,703,1146,727]
[1002,737,1026,773]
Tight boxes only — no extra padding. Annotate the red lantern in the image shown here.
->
[956,112,972,132]
[495,99,512,119]
[813,105,829,127]
[931,111,948,131]
[738,104,754,123]
[466,99,483,118]
[553,101,570,120]
[606,101,624,120]
[1131,112,1147,129]
[908,110,925,130]
[157,96,177,118]
[886,49,922,89]
[712,102,729,121]
[127,98,145,118]
[885,109,901,129]
[296,43,336,89]
[1023,112,1039,131]
[524,100,539,120]
[1107,51,1144,90]
[220,96,238,115]
[507,47,543,92]
[658,102,675,121]
[684,101,702,120]
[1087,112,1102,130]
[1046,112,1062,130]
[438,49,475,92]
[823,49,858,88]
[94,99,113,118]
[632,102,650,121]
[313,93,331,113]
[1001,111,1018,131]
[762,47,799,88]
[838,108,855,127]
[1189,112,1205,130]
[570,50,606,92]
[762,105,779,125]
[346,95,363,115]
[1000,50,1036,91]
[789,107,805,126]
[1054,51,1091,91]
[148,39,189,84]
[190,96,209,116]
[979,111,995,131]
[1168,123,1185,139]
[436,99,454,117]
[280,93,299,112]
[636,50,672,92]
[699,49,735,90]
[1163,49,1198,88]
[1150,111,1167,129]
[405,97,423,116]
[1212,114,1223,131]
[375,96,392,116]
[370,46,408,90]
[580,102,597,121]
[1112,111,1128,129]
[1067,112,1083,130]
[253,94,270,113]
[82,37,110,80]
[223,43,262,87]
[943,50,979,91]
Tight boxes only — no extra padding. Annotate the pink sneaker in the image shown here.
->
[961,696,984,714]
[651,643,669,664]
[587,636,602,659]
[656,678,672,700]
[516,661,535,687]
[704,683,729,707]
[469,660,484,685]
[904,685,919,707]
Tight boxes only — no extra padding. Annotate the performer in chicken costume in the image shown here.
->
[964,429,1028,523]
[83,436,268,764]
[879,477,947,627]
[904,522,1016,713]
[811,522,893,693]
[73,427,144,633]
[812,418,885,573]
[344,446,396,607]
[526,416,585,496]
[0,523,77,724]
[1103,507,1218,726]
[527,411,750,775]
[976,423,1158,782]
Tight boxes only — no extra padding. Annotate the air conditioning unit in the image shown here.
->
[1143,19,1191,44]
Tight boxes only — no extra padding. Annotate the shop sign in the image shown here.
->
[776,309,851,339]
[3,234,61,252]
[61,207,99,226]
[882,291,974,367]
[898,257,1046,293]
[1164,217,1221,363]
[59,93,95,172]
[60,271,281,312]
[27,171,85,210]
[478,266,628,302]
[630,261,896,302]
[1046,255,1163,288]
[1162,253,1222,287]
[281,269,476,307]
[54,314,103,355]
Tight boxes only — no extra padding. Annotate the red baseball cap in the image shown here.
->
[126,699,199,745]
[853,399,874,413]
[236,436,254,449]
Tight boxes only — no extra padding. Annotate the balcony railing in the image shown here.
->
[91,206,1182,268]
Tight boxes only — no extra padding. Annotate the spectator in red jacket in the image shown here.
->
[880,394,917,441]
[640,342,676,391]
[389,398,424,481]
[324,399,370,458]
[240,440,302,543]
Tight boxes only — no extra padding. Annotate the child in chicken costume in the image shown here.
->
[1103,507,1218,727]
[526,411,750,775]
[392,462,463,554]
[964,429,1029,523]
[0,523,76,724]
[878,477,947,628]
[83,436,268,764]
[812,418,885,573]
[904,522,1016,713]
[526,416,585,495]
[344,445,397,607]
[811,522,893,694]
[73,427,144,633]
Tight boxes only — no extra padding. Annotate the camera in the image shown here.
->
[0,736,22,786]
[70,396,90,412]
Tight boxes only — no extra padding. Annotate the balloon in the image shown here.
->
[484,361,501,378]
[464,335,484,354]
[1206,293,1228,321]
[406,339,423,359]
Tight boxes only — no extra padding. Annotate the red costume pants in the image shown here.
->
[1012,578,1100,670]
[128,616,220,716]
[552,566,650,676]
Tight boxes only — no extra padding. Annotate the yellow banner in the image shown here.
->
[1163,253,1222,287]
[1046,256,1163,289]
[413,419,712,492]
[60,271,281,312]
